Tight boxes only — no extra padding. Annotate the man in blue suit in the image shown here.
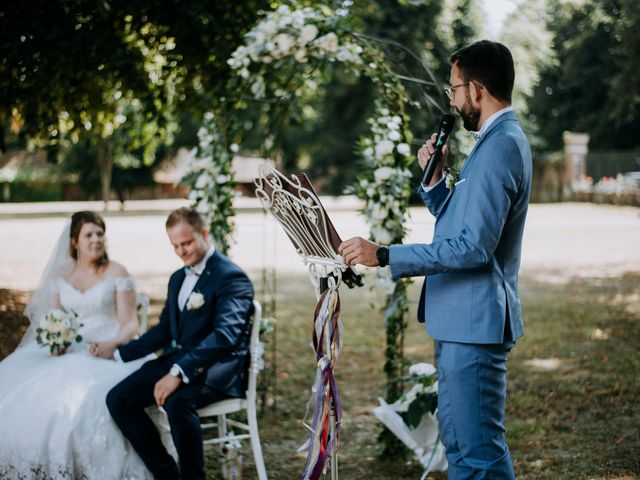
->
[340,40,531,478]
[103,207,254,480]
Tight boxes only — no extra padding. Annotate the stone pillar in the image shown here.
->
[562,131,590,199]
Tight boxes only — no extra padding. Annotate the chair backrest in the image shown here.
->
[136,293,150,335]
[245,300,262,401]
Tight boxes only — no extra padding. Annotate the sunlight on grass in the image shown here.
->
[523,358,563,371]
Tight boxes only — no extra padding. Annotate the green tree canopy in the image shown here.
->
[0,0,269,203]
[528,0,640,152]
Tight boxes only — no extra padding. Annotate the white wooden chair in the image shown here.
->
[136,293,150,334]
[197,300,267,480]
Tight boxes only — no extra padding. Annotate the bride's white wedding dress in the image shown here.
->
[0,276,155,480]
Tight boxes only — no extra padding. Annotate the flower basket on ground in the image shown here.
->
[372,363,447,478]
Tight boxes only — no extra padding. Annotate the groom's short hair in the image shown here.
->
[450,40,515,104]
[166,207,205,231]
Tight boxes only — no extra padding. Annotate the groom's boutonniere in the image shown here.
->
[186,290,205,310]
[443,166,460,190]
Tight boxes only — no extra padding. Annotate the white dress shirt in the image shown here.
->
[178,246,215,311]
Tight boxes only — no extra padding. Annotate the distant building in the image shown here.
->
[154,148,275,197]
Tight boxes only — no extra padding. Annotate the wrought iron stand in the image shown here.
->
[254,165,360,480]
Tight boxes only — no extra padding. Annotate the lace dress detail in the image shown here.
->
[0,276,154,480]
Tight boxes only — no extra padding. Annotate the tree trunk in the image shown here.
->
[97,142,113,212]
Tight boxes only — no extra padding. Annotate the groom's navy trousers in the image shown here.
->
[107,355,229,480]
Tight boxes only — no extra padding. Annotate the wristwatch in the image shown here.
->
[376,245,389,267]
[169,365,182,379]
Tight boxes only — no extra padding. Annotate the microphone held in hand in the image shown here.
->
[420,114,456,186]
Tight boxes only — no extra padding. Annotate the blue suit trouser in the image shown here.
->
[435,340,516,479]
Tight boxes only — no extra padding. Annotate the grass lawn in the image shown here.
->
[1,271,638,479]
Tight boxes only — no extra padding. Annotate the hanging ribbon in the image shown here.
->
[299,286,343,480]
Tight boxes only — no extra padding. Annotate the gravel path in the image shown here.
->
[0,200,638,296]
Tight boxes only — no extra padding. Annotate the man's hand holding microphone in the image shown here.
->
[339,114,455,267]
[418,132,449,187]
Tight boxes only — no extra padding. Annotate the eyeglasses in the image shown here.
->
[445,82,470,100]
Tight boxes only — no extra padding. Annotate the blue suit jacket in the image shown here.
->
[118,251,254,397]
[390,110,532,344]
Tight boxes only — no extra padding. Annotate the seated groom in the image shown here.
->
[102,207,254,480]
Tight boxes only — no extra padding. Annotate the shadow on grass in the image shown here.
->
[1,272,638,479]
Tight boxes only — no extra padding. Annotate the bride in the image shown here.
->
[0,211,156,479]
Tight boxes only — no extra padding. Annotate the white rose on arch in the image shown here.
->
[294,48,308,63]
[299,24,319,44]
[388,130,401,141]
[370,204,387,222]
[374,166,395,182]
[275,33,295,56]
[315,32,338,53]
[375,140,394,159]
[261,19,278,36]
[396,142,411,156]
[371,227,393,245]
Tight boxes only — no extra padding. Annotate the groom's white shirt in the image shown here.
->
[178,246,214,311]
[114,246,215,383]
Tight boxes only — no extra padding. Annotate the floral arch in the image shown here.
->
[186,1,426,410]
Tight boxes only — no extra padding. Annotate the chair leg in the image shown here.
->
[247,403,268,480]
[218,414,228,457]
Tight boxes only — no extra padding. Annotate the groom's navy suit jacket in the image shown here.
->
[118,251,254,398]
[390,110,532,344]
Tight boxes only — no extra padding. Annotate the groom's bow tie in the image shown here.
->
[184,267,201,277]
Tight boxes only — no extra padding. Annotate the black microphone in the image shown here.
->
[420,114,456,186]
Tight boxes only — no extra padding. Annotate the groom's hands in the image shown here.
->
[89,341,117,360]
[154,374,181,407]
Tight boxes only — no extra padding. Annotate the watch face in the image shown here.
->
[376,246,388,266]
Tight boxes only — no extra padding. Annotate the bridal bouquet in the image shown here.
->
[36,307,83,355]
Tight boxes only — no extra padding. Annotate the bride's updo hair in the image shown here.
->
[165,207,205,231]
[69,210,109,264]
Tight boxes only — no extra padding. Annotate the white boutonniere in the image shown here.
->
[186,291,205,310]
[443,166,460,190]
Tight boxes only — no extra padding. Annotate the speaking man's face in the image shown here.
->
[449,63,481,132]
